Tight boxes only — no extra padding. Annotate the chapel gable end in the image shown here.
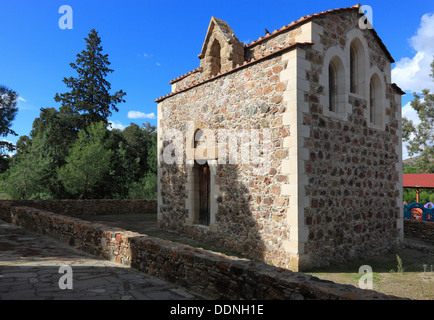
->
[198,17,244,80]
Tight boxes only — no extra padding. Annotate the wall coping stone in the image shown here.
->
[5,205,406,300]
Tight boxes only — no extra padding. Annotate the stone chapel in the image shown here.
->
[155,4,405,271]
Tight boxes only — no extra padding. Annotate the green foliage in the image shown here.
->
[54,29,126,131]
[403,188,434,205]
[0,85,18,144]
[0,30,157,201]
[403,188,416,204]
[402,57,434,173]
[128,172,158,200]
[104,123,157,199]
[0,140,51,200]
[58,122,113,199]
[403,165,420,173]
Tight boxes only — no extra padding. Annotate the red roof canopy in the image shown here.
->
[403,174,434,189]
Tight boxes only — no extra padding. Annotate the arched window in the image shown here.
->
[350,44,357,94]
[369,74,382,125]
[194,129,204,149]
[328,56,345,113]
[209,39,221,77]
[329,63,337,112]
[349,38,366,96]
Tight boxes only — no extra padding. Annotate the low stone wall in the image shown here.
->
[0,199,157,222]
[8,205,402,300]
[404,220,434,243]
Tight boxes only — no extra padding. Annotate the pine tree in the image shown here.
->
[54,29,126,131]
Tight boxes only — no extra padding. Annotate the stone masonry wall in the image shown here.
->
[297,11,402,267]
[158,8,402,271]
[0,199,157,223]
[158,50,295,268]
[9,206,403,300]
[404,220,434,243]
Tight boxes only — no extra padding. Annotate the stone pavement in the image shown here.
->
[0,220,202,300]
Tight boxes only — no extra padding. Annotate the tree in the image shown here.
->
[101,122,157,199]
[0,85,19,172]
[54,29,126,131]
[58,122,113,199]
[21,108,78,199]
[127,128,158,199]
[403,57,434,173]
[0,138,52,200]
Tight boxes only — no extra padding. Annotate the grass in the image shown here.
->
[306,248,434,300]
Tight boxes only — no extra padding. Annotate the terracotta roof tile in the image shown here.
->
[403,174,434,189]
[243,4,394,63]
[245,4,361,48]
[169,68,200,84]
[155,42,313,103]
[392,83,406,95]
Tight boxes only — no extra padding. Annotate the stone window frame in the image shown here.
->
[345,30,387,131]
[320,30,388,130]
[320,46,352,121]
[184,121,219,233]
[349,36,368,98]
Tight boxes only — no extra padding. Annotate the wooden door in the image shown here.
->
[199,163,210,226]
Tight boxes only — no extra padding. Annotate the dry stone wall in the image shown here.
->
[0,199,157,223]
[404,220,434,243]
[9,206,403,300]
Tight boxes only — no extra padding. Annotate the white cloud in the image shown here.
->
[392,12,434,93]
[1,139,16,157]
[156,62,161,66]
[1,139,15,145]
[18,96,26,102]
[127,111,156,120]
[107,121,126,131]
[401,101,421,160]
[144,53,153,58]
[402,101,421,126]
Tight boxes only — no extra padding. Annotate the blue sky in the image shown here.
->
[1,1,433,159]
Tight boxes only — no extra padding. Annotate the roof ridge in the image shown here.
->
[245,4,360,48]
[156,42,313,103]
[168,68,200,85]
[166,4,396,87]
